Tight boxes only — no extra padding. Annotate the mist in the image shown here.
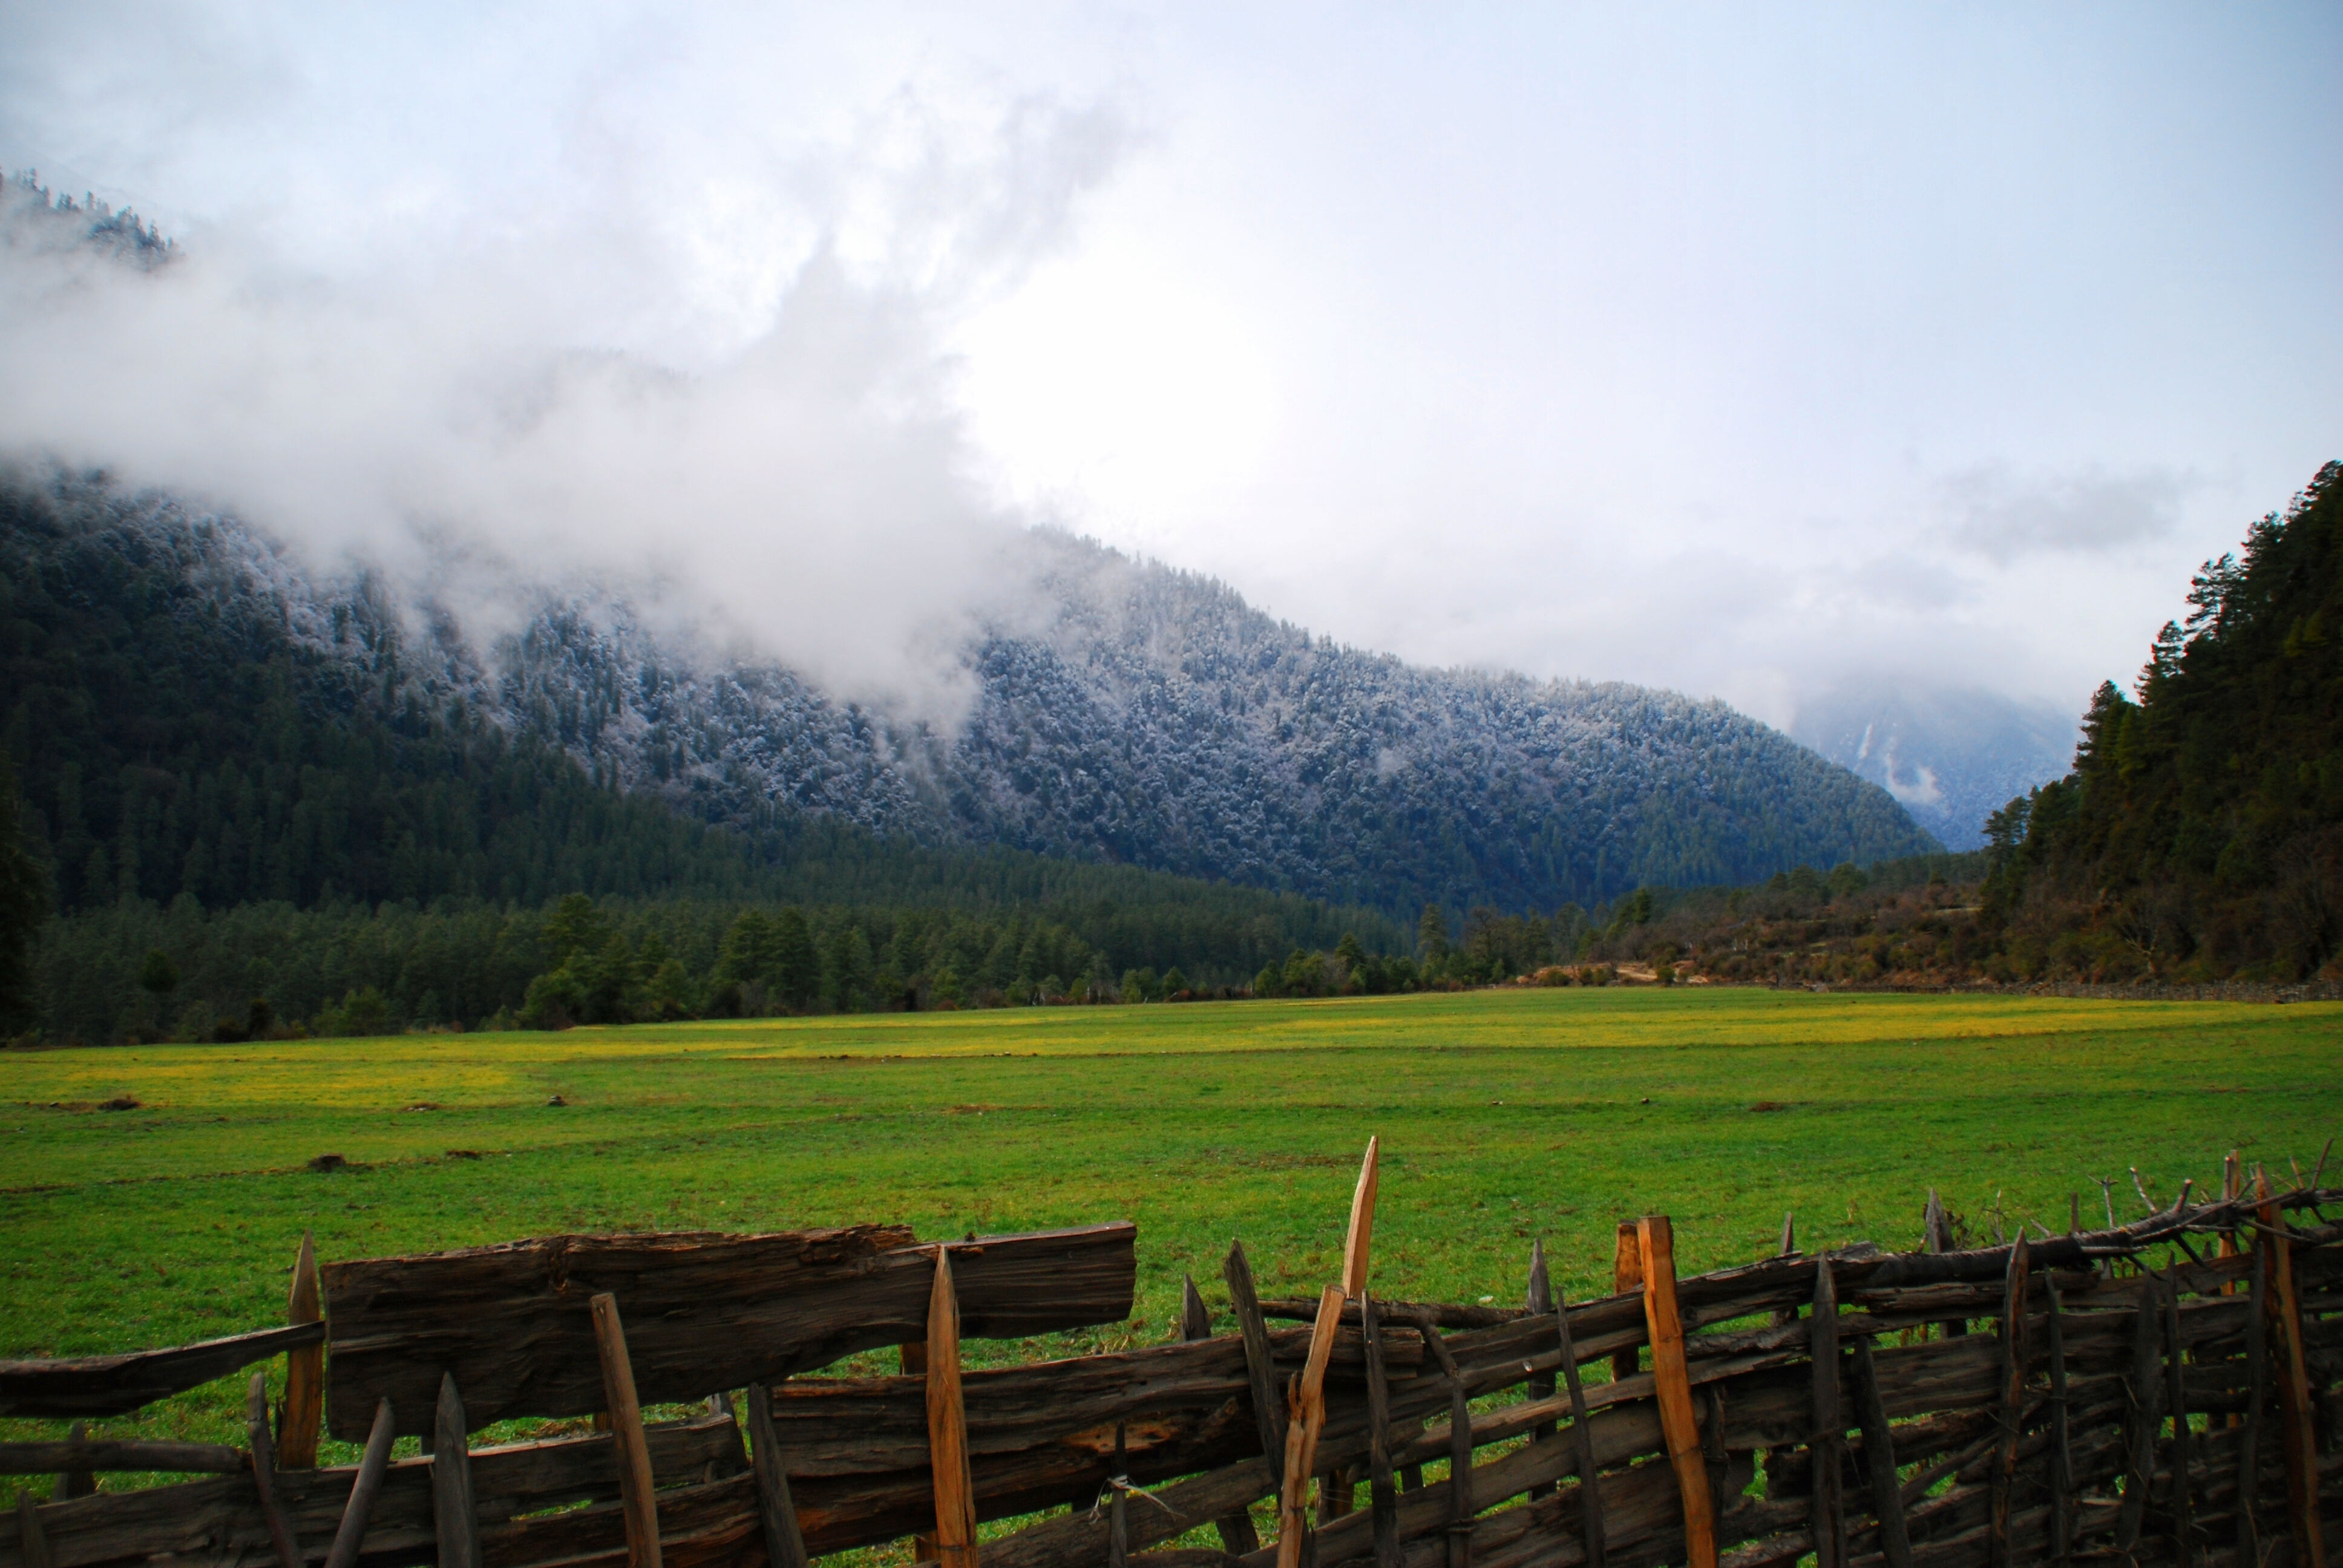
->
[2,4,2336,773]
[0,82,1132,725]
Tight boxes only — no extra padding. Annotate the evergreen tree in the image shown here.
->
[0,749,47,1029]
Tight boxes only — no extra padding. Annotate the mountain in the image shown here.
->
[0,470,1933,926]
[1791,683,2079,849]
[1988,460,2343,981]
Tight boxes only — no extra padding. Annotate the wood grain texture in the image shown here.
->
[324,1223,1133,1439]
[1342,1138,1380,1299]
[1274,1283,1348,1568]
[278,1232,323,1471]
[923,1250,977,1568]
[1636,1217,1715,1568]
[0,1323,325,1420]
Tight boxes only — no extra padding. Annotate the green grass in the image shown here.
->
[4,985,2338,1486]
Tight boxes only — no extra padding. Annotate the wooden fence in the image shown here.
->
[2,1142,2339,1568]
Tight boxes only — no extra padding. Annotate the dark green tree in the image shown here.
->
[1417,904,1450,964]
[772,908,819,1010]
[0,750,48,1028]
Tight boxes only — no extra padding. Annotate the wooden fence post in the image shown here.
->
[590,1294,663,1568]
[1809,1258,1845,1568]
[1107,1422,1127,1568]
[54,1424,91,1501]
[16,1491,52,1568]
[1224,1240,1287,1469]
[2237,1241,2270,1564]
[1362,1292,1401,1568]
[2043,1278,2073,1567]
[1923,1191,1965,1339]
[1988,1238,2031,1568]
[430,1373,481,1568]
[278,1232,323,1470]
[746,1385,811,1568]
[1850,1338,1912,1568]
[1277,1137,1378,1568]
[2258,1171,2325,1568]
[323,1397,396,1568]
[1524,1240,1556,1500]
[244,1373,301,1568]
[1554,1288,1607,1568]
[1772,1212,1799,1328]
[2113,1273,2163,1557]
[2161,1261,2194,1568]
[1611,1223,1643,1387]
[1179,1275,1212,1342]
[923,1248,978,1568]
[1636,1217,1715,1568]
[1184,1273,1261,1556]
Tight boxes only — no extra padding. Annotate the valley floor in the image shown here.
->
[2,985,2338,1470]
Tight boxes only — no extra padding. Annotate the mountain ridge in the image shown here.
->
[0,468,1936,918]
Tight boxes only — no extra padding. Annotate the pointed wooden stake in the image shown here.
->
[430,1373,480,1568]
[925,1249,978,1568]
[1809,1258,1845,1568]
[590,1293,663,1568]
[2258,1169,2325,1568]
[1524,1240,1556,1500]
[1276,1138,1380,1568]
[278,1231,323,1470]
[1363,1292,1400,1568]
[747,1385,811,1568]
[2043,1279,2073,1567]
[1180,1275,1213,1342]
[246,1372,301,1568]
[2237,1240,2270,1564]
[1851,1338,1912,1568]
[2114,1273,2163,1557]
[1224,1240,1286,1466]
[55,1423,91,1501]
[1553,1289,1607,1568]
[323,1397,397,1568]
[2162,1261,2193,1568]
[1988,1238,2031,1568]
[1185,1272,1260,1557]
[1636,1217,1715,1568]
[1611,1223,1643,1387]
[1342,1136,1381,1297]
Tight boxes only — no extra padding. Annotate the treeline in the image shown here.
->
[30,888,1418,1044]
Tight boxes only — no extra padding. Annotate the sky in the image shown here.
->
[2,2,2337,734]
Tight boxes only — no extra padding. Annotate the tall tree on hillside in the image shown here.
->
[2002,460,2343,978]
[0,749,48,1028]
[1417,904,1450,964]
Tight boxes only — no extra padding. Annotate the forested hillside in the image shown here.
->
[1982,460,2343,980]
[0,469,1929,926]
[0,474,1417,1037]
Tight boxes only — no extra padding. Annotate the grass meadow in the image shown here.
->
[2,984,2338,1488]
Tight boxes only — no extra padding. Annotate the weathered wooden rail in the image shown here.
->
[2,1149,2339,1568]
